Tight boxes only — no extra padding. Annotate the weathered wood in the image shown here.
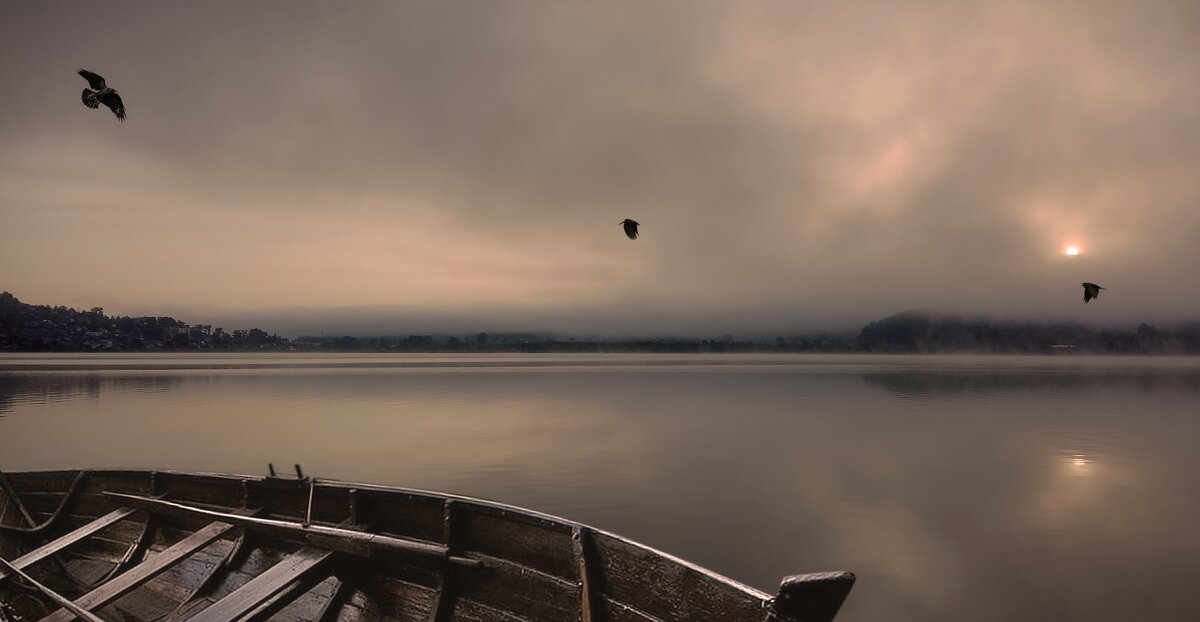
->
[348,488,360,526]
[15,492,117,520]
[573,526,601,622]
[0,599,20,622]
[310,576,346,622]
[0,471,37,528]
[456,505,575,580]
[162,540,243,622]
[427,499,458,622]
[37,520,239,622]
[112,514,158,575]
[1,470,853,622]
[0,472,83,534]
[184,547,333,622]
[103,493,482,568]
[348,488,444,543]
[62,513,156,590]
[153,472,247,509]
[601,599,663,622]
[223,527,251,569]
[6,492,70,516]
[228,578,307,621]
[304,479,316,527]
[0,557,106,622]
[450,552,579,620]
[0,507,137,582]
[768,572,855,622]
[2,471,80,493]
[590,532,766,621]
[245,575,345,622]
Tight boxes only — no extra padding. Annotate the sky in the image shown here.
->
[2,2,1198,337]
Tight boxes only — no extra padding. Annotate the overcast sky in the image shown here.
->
[2,2,1198,337]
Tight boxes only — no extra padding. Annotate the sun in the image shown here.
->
[1064,246,1079,256]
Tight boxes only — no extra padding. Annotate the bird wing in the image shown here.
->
[98,91,126,121]
[77,69,106,90]
[623,220,639,239]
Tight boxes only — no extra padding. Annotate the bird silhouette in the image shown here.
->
[1081,282,1106,303]
[78,69,126,121]
[620,219,640,240]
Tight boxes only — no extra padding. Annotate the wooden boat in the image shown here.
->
[0,468,854,622]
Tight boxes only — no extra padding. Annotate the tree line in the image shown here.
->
[302,312,1200,354]
[4,292,1199,354]
[855,311,1200,354]
[0,292,288,351]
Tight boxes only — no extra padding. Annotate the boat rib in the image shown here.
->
[0,470,855,622]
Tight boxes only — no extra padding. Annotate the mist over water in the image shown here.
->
[2,353,1200,622]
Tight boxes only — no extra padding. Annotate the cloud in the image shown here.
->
[3,2,1199,334]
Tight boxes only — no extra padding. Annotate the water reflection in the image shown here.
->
[0,373,184,413]
[2,356,1200,622]
[861,368,1200,397]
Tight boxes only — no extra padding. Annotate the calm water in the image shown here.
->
[2,353,1199,621]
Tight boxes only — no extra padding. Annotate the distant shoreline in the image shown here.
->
[3,352,1200,375]
[5,292,1200,355]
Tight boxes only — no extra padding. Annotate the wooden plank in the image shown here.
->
[456,505,575,579]
[161,537,241,621]
[104,493,481,568]
[237,574,342,622]
[310,577,346,622]
[154,472,247,508]
[0,557,106,622]
[449,553,578,620]
[0,508,137,582]
[113,514,158,574]
[347,488,360,526]
[349,488,444,543]
[573,526,600,622]
[590,532,766,622]
[230,579,307,621]
[37,520,238,622]
[427,499,457,622]
[184,547,334,622]
[304,478,316,526]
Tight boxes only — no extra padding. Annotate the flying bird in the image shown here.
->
[1081,282,1106,303]
[620,219,640,240]
[78,69,126,121]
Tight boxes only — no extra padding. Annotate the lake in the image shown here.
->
[2,353,1199,621]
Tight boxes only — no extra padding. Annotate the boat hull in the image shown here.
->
[0,469,852,621]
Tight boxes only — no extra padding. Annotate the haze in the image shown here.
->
[2,2,1198,337]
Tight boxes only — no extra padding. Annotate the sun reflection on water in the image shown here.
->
[1069,453,1090,475]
